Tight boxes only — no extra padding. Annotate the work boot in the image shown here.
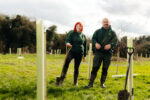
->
[85,74,96,89]
[56,77,64,86]
[85,82,93,88]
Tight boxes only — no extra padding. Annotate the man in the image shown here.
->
[86,18,118,88]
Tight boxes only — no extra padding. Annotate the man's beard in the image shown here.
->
[104,25,109,29]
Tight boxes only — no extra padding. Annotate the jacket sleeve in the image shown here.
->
[83,35,87,57]
[65,31,73,45]
[92,30,97,47]
[111,31,118,49]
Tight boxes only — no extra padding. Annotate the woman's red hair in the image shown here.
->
[74,22,83,32]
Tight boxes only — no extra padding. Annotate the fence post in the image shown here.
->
[51,49,53,54]
[116,47,120,75]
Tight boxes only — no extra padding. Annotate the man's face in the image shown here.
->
[102,19,110,29]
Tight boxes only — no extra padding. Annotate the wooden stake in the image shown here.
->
[9,48,11,55]
[88,43,92,79]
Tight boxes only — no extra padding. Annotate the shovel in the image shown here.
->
[56,46,72,86]
[118,47,134,100]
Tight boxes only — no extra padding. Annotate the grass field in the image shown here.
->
[0,54,150,100]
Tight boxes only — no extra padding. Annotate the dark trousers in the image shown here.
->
[60,51,82,82]
[91,53,111,84]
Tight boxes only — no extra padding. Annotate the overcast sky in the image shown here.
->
[0,0,150,38]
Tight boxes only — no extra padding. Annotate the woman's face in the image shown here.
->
[76,24,82,33]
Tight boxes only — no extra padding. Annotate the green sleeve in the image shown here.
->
[111,31,118,49]
[65,31,73,44]
[83,35,87,57]
[92,31,97,47]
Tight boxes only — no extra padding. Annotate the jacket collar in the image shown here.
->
[101,25,112,31]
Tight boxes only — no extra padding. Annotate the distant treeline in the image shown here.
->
[0,14,150,57]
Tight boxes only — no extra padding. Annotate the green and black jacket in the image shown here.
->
[92,26,118,54]
[66,30,87,57]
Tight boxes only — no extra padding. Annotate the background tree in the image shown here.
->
[0,14,149,56]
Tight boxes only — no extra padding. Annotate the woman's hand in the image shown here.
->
[66,43,72,48]
[83,57,86,62]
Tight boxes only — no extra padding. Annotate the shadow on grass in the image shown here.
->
[47,81,92,98]
[0,83,36,99]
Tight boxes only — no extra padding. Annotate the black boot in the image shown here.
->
[56,77,64,86]
[56,77,60,86]
[85,81,93,88]
[100,74,107,88]
[74,80,78,86]
[85,74,96,89]
[74,75,78,86]
[100,83,106,88]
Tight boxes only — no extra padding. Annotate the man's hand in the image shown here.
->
[66,43,72,48]
[104,44,111,50]
[83,57,86,62]
[95,43,101,50]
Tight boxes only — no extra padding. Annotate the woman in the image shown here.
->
[56,22,87,86]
